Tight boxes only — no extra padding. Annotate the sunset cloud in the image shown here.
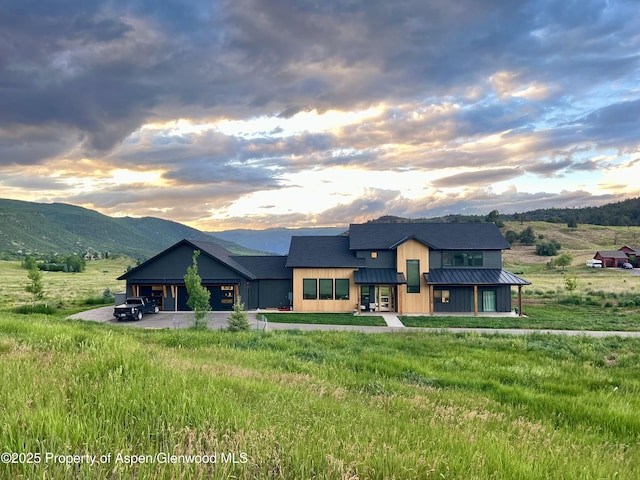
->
[1,0,639,230]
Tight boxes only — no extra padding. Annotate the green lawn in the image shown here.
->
[1,313,639,479]
[401,303,640,331]
[260,312,387,326]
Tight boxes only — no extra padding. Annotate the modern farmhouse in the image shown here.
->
[118,222,530,315]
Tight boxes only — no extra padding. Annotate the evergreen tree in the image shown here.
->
[519,226,536,245]
[227,296,250,332]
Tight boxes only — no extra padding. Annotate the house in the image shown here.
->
[286,222,530,315]
[117,239,291,311]
[618,246,639,266]
[118,222,530,316]
[593,250,630,268]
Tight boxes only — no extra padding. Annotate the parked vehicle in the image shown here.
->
[585,259,603,268]
[113,296,159,321]
[622,262,633,269]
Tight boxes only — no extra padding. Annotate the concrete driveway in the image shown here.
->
[68,306,640,337]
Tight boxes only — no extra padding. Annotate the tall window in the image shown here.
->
[319,279,333,300]
[406,259,420,293]
[335,279,350,300]
[443,251,483,267]
[303,278,317,299]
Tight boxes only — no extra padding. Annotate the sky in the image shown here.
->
[1,0,639,231]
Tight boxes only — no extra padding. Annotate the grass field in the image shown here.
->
[1,313,639,479]
[0,257,131,309]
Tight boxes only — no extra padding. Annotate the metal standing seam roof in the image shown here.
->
[425,268,531,285]
[354,269,407,284]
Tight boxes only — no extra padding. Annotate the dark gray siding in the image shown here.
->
[355,250,395,268]
[433,285,513,313]
[253,279,292,309]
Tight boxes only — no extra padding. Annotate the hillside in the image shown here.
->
[0,199,268,260]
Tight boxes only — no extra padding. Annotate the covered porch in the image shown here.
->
[354,268,407,312]
[424,269,531,316]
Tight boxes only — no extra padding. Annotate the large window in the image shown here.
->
[443,251,483,267]
[319,279,333,300]
[303,278,317,299]
[335,279,350,300]
[304,278,350,300]
[406,259,420,293]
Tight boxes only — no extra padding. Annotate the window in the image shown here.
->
[319,279,333,300]
[303,278,317,299]
[406,259,420,293]
[434,289,450,303]
[371,251,378,259]
[335,279,350,300]
[443,251,483,267]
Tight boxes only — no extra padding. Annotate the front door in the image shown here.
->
[378,286,391,311]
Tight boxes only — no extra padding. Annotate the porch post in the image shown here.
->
[473,285,479,316]
[518,285,523,316]
[429,284,434,315]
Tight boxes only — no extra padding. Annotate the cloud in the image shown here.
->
[1,0,639,228]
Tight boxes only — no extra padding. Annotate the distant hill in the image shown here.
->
[367,198,640,227]
[208,227,348,255]
[0,199,268,260]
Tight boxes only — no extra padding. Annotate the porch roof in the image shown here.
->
[354,268,407,284]
[425,268,531,286]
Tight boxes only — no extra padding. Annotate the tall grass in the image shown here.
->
[1,314,639,478]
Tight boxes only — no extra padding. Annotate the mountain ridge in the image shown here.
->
[0,198,269,260]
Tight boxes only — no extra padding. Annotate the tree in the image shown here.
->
[227,296,250,332]
[554,252,574,271]
[183,250,211,329]
[504,230,519,245]
[22,255,37,270]
[535,239,561,256]
[485,210,504,228]
[519,226,536,245]
[65,254,86,272]
[25,267,45,303]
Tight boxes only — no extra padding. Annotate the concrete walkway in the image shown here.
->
[67,306,640,337]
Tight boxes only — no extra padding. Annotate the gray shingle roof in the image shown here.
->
[348,223,510,251]
[425,268,531,285]
[285,236,366,268]
[232,255,292,279]
[596,250,630,259]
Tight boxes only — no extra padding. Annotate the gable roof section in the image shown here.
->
[426,268,531,286]
[232,255,291,279]
[595,250,629,260]
[348,222,510,251]
[118,239,257,281]
[286,236,365,268]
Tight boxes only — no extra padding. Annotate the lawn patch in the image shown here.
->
[260,312,387,326]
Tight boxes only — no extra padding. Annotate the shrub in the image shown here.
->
[14,304,56,315]
[227,297,250,332]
